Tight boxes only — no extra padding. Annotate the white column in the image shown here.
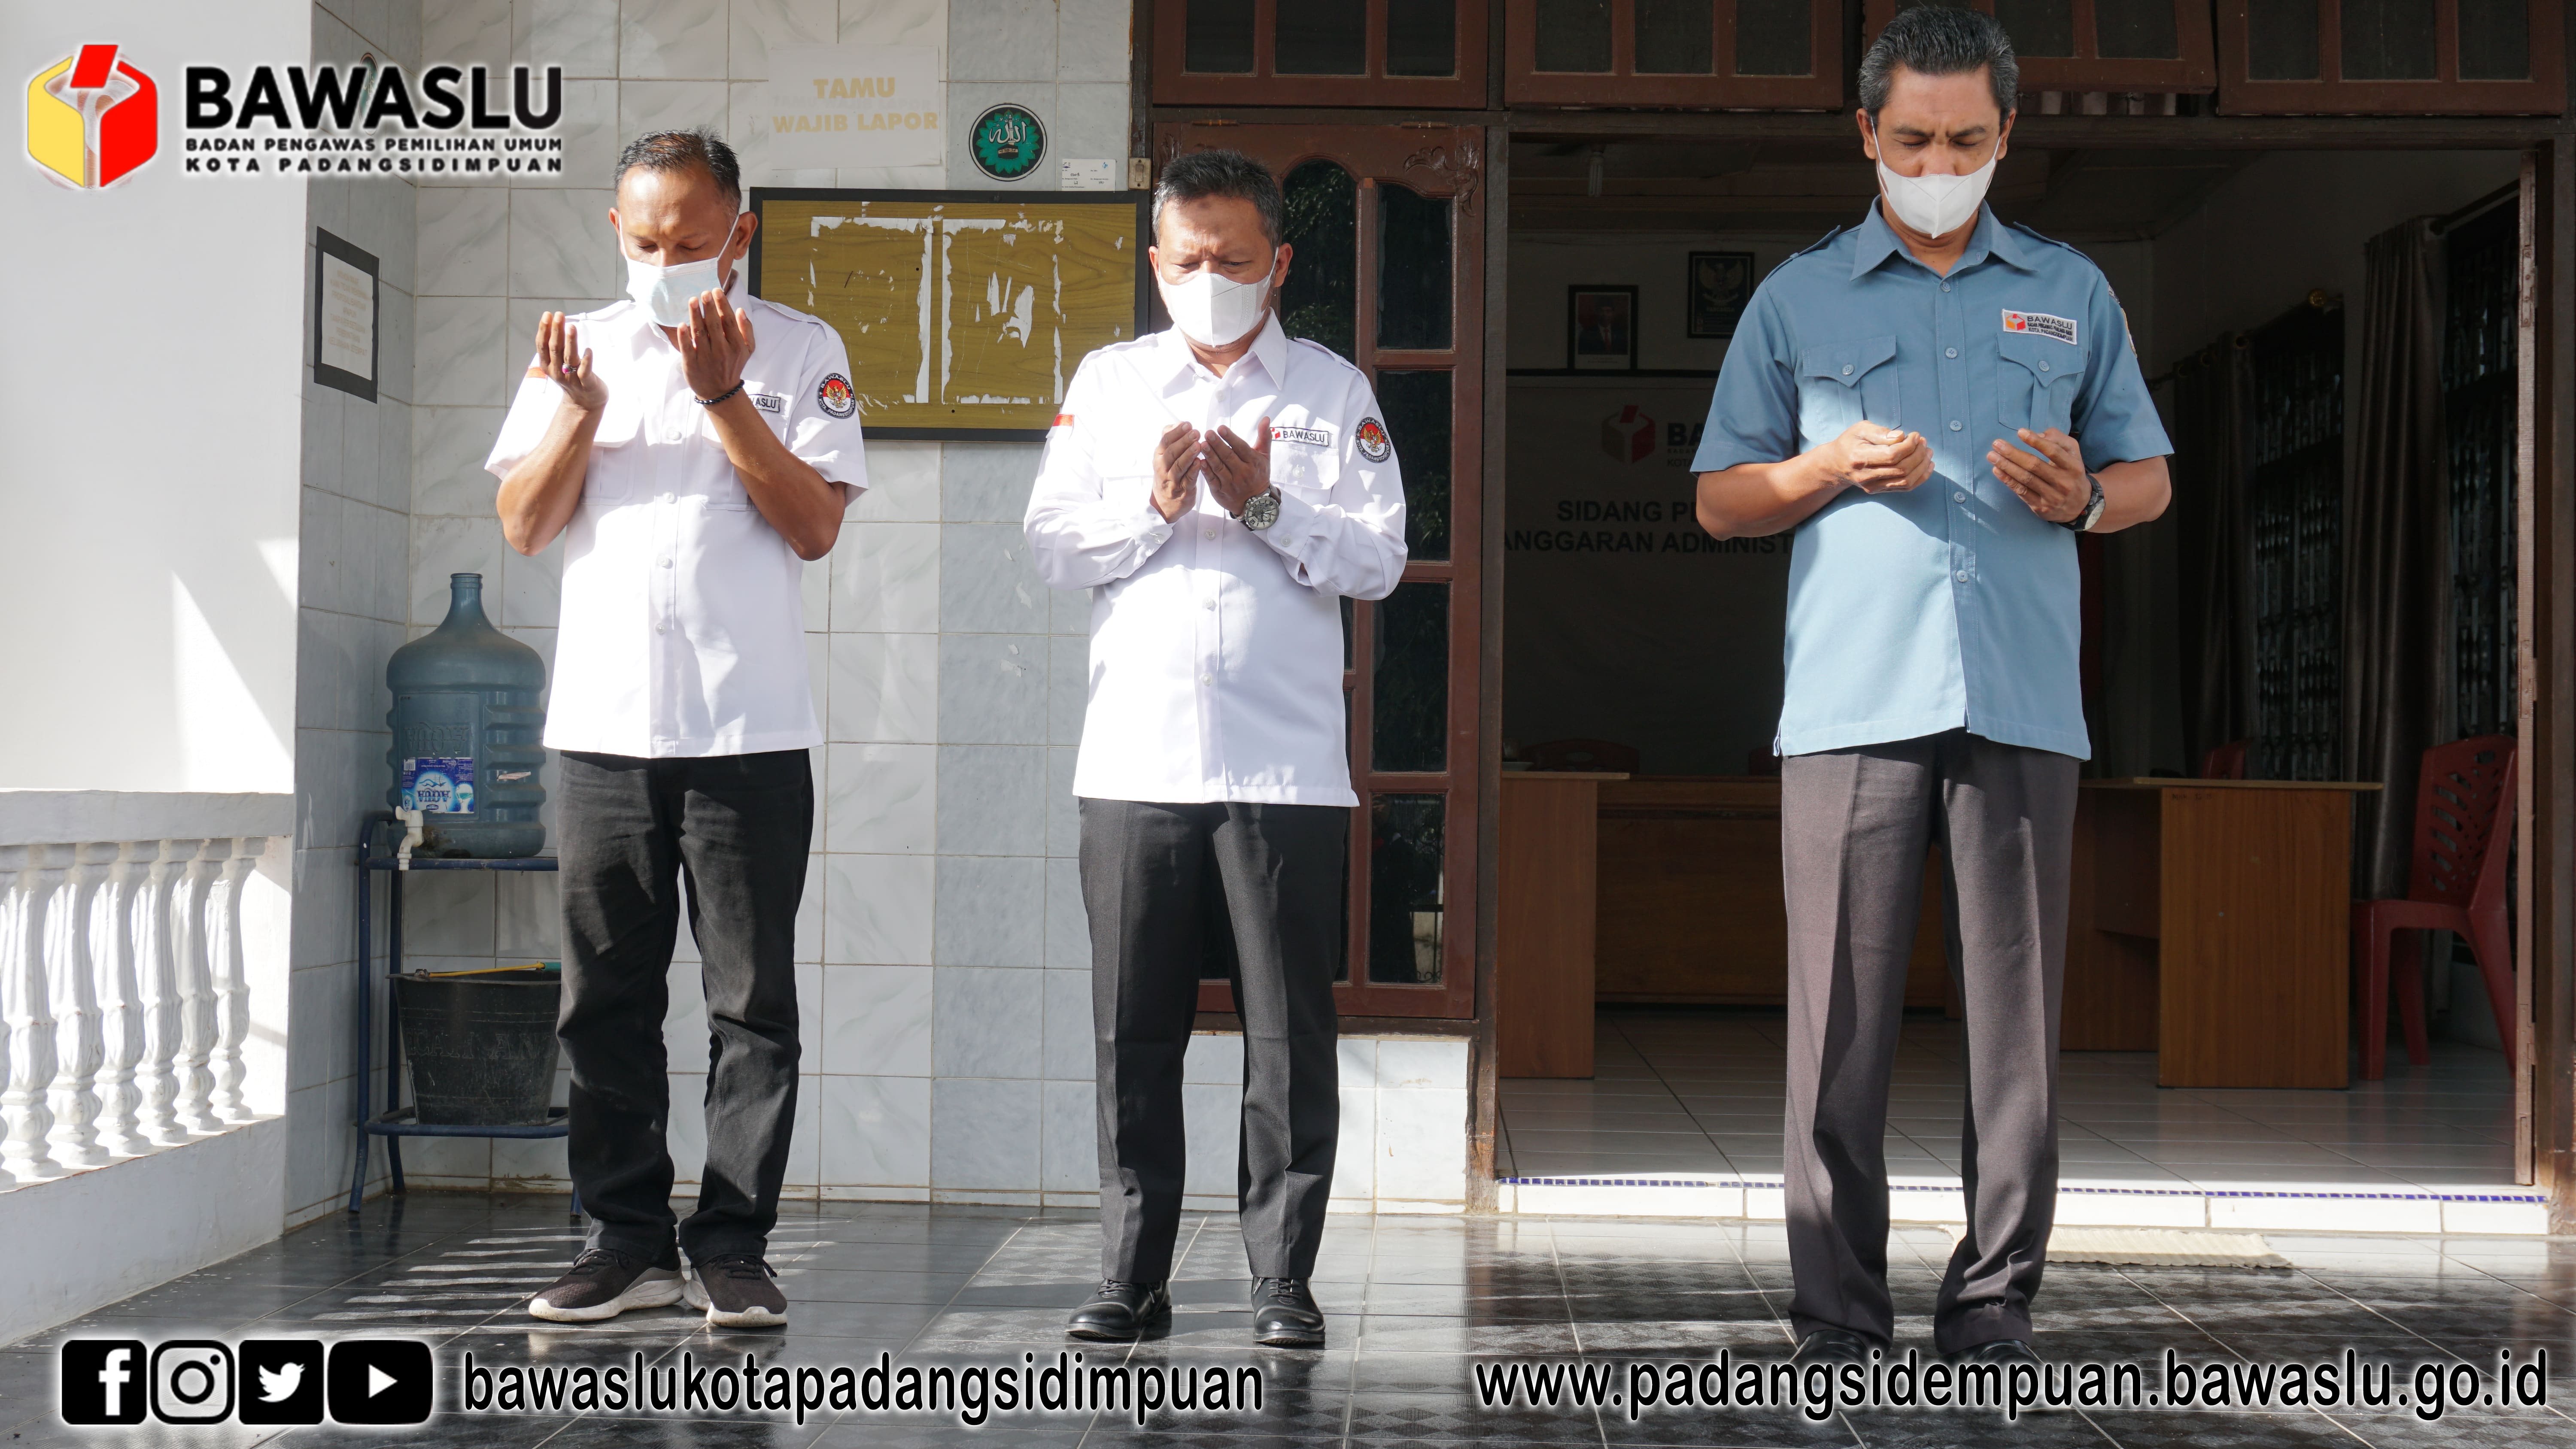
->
[206,837,262,1123]
[172,839,222,1135]
[133,838,188,1147]
[1,844,66,1183]
[42,841,114,1169]
[88,841,152,1158]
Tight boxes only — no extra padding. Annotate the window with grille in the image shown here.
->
[2217,0,2566,113]
[1864,0,2218,93]
[1505,0,1844,107]
[2444,202,2519,740]
[1154,0,1488,107]
[2247,303,2345,782]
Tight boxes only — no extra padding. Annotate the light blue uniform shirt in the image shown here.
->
[1692,203,2172,760]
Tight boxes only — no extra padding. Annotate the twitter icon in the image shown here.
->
[237,1340,325,1425]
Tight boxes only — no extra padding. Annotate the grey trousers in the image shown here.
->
[1078,798,1346,1283]
[1780,730,2078,1355]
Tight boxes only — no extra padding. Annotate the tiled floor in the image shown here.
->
[1500,1009,2520,1195]
[5,1194,2574,1447]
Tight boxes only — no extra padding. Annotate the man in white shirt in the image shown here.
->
[1025,149,1407,1349]
[484,129,866,1331]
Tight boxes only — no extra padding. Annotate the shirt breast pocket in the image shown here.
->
[580,396,648,504]
[741,380,793,440]
[1270,433,1339,500]
[1998,331,2085,437]
[1795,335,1901,446]
[1101,470,1158,519]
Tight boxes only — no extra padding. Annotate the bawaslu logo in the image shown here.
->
[27,44,157,188]
[27,43,566,186]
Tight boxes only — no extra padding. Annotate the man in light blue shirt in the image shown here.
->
[1692,8,2171,1369]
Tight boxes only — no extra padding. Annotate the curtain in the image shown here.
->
[2341,218,2451,900]
[2168,336,2257,772]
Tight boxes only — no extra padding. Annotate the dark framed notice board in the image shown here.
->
[313,227,380,403]
[748,188,1151,441]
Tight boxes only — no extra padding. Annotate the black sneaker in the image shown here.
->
[1249,1278,1325,1348]
[1791,1328,1884,1365]
[1066,1280,1171,1341]
[685,1252,789,1329]
[528,1248,683,1323]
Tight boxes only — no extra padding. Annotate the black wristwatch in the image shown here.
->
[2061,473,2106,533]
[1237,487,1282,532]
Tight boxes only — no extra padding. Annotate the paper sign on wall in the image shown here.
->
[1059,158,1117,191]
[765,46,942,170]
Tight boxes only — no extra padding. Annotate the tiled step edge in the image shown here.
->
[1494,1177,2549,1235]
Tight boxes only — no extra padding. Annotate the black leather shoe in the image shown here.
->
[1249,1277,1326,1347]
[1951,1337,2042,1367]
[1066,1280,1170,1341]
[1791,1328,1884,1365]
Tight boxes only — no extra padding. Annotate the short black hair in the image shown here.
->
[1859,4,2020,120]
[1152,149,1284,248]
[615,127,741,209]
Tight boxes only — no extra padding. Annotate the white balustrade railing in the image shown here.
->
[0,831,276,1187]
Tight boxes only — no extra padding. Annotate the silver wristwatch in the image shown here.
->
[1237,487,1281,532]
[2062,473,2107,533]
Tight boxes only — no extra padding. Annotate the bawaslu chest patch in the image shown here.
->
[2001,309,2078,346]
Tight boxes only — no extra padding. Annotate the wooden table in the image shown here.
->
[1496,771,1623,1077]
[2067,779,2382,1089]
[1496,773,1945,1078]
[1592,777,1950,1010]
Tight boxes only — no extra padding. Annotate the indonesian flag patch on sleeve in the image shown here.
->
[1051,412,1075,429]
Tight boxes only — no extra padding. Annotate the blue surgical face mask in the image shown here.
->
[623,245,729,327]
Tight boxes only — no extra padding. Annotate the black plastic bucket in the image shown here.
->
[393,965,562,1125]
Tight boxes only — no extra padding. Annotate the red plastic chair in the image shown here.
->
[2200,739,2249,779]
[2350,735,2518,1079]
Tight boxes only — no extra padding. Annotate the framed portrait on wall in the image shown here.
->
[1567,285,1637,371]
[1687,252,1756,339]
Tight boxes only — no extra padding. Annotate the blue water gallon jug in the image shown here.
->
[384,573,547,858]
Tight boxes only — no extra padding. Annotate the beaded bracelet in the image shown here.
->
[693,380,746,407]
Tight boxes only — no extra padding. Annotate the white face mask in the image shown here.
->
[1872,128,1999,240]
[1158,264,1273,348]
[624,246,730,328]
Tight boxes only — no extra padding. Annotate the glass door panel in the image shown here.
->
[1159,122,1485,1019]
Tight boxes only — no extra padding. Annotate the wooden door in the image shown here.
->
[1155,122,1487,1019]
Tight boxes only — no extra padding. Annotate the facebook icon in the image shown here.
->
[58,1339,147,1424]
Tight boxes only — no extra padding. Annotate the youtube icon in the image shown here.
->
[325,1340,433,1425]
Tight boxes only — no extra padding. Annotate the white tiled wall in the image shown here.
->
[367,0,1471,1214]
[288,0,428,1227]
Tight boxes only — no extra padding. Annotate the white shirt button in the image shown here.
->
[1949,420,1963,431]
[659,558,673,568]
[1941,283,1952,293]
[1946,347,1959,358]
[1841,364,1853,376]
[1954,491,1966,502]
[1203,598,1216,609]
[1956,570,1970,582]
[2039,360,2052,372]
[1200,673,1213,685]
[1203,527,1218,540]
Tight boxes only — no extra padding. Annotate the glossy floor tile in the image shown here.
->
[7,1191,2572,1447]
[1501,1008,2520,1194]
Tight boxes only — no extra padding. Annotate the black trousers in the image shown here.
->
[556,749,812,1264]
[1779,730,2078,1355]
[1078,798,1346,1283]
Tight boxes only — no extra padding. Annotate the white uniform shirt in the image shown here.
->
[1025,316,1408,806]
[484,270,867,758]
